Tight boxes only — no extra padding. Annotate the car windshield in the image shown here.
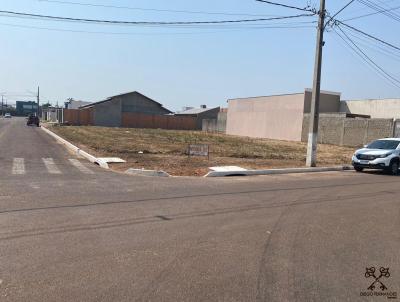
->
[367,140,400,150]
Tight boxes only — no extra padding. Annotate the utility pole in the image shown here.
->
[306,0,326,167]
[37,86,40,117]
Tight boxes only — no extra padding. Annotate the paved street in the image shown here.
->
[0,117,399,301]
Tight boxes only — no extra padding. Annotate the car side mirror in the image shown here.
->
[363,145,368,148]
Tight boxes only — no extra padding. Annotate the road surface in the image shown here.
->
[0,117,399,301]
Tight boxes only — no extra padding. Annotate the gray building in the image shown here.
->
[175,105,220,129]
[80,91,172,127]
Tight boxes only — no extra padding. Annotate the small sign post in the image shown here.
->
[187,144,210,160]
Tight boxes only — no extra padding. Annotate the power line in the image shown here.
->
[332,29,400,89]
[254,0,315,13]
[36,0,278,18]
[362,0,400,19]
[343,29,400,61]
[0,16,317,29]
[357,0,400,22]
[338,25,400,85]
[335,26,400,88]
[336,21,400,52]
[342,0,397,16]
[325,0,356,26]
[0,10,315,26]
[343,4,400,21]
[0,21,315,36]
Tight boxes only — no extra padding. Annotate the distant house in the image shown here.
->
[175,105,220,129]
[64,100,92,109]
[42,106,63,123]
[79,91,172,127]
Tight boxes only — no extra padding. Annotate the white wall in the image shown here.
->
[341,99,400,119]
[226,94,305,141]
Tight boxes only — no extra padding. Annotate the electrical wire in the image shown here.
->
[36,0,278,18]
[0,21,315,36]
[363,0,400,18]
[254,0,315,13]
[338,25,400,85]
[334,26,400,89]
[0,10,315,26]
[341,27,400,60]
[342,0,397,15]
[356,0,400,22]
[0,13,317,29]
[336,21,400,52]
[325,0,356,26]
[332,29,400,89]
[343,4,400,21]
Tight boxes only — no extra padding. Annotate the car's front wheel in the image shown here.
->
[354,166,364,172]
[388,160,399,175]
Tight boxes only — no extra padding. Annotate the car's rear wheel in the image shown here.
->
[388,160,399,175]
[354,166,364,172]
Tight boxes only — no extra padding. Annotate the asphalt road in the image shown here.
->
[0,117,399,302]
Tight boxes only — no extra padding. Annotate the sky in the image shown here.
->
[0,0,400,111]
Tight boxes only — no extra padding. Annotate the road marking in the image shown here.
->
[42,158,62,174]
[69,159,94,174]
[12,158,25,175]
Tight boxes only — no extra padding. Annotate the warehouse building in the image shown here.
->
[79,91,172,127]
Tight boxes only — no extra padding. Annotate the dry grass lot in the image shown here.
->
[50,126,354,176]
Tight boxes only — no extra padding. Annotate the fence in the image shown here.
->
[122,112,197,130]
[202,112,227,133]
[61,109,198,130]
[63,108,93,125]
[302,113,395,147]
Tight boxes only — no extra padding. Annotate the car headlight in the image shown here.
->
[377,152,393,158]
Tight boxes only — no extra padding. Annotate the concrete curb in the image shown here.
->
[204,166,353,177]
[41,126,109,169]
[125,168,170,177]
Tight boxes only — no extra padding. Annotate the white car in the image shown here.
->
[352,138,400,175]
[4,113,11,118]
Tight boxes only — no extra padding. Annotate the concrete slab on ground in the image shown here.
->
[209,166,248,172]
[97,157,126,163]
[205,166,353,177]
[125,168,170,177]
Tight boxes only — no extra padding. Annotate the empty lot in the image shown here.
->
[50,126,355,176]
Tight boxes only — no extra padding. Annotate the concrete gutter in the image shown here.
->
[41,126,109,169]
[204,166,353,177]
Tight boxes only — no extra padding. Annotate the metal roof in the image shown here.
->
[80,91,172,113]
[176,107,219,115]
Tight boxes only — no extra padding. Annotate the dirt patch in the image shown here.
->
[50,125,355,176]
